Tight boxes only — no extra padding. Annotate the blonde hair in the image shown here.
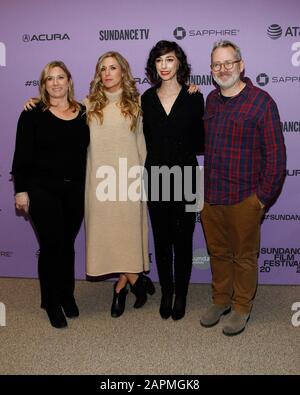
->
[39,60,80,111]
[87,51,140,130]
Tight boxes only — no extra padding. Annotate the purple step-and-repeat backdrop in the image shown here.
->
[0,0,299,284]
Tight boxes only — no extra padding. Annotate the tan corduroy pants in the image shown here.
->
[200,193,264,314]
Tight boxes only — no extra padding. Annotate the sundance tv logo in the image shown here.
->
[173,26,239,40]
[22,33,70,42]
[99,28,149,41]
[0,42,6,67]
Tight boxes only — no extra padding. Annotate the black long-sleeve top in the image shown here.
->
[141,85,204,168]
[11,103,90,193]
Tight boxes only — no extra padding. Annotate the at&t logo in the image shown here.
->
[0,42,6,67]
[173,27,186,40]
[267,24,300,39]
[267,24,282,39]
[256,73,269,86]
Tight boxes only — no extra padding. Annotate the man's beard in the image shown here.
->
[213,70,240,90]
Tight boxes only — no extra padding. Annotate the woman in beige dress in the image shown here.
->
[84,51,154,317]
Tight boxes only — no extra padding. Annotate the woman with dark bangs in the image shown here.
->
[142,40,204,320]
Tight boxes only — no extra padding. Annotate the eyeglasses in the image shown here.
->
[211,60,241,72]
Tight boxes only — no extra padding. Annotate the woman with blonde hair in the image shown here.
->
[84,51,154,317]
[12,61,89,328]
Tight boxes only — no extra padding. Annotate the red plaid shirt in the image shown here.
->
[203,78,286,206]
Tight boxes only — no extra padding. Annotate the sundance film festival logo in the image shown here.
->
[0,42,6,67]
[22,33,70,42]
[267,24,300,39]
[260,247,300,274]
[173,26,239,40]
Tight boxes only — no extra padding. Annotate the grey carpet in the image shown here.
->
[0,278,299,375]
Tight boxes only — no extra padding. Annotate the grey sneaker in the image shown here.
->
[200,304,231,328]
[222,310,250,336]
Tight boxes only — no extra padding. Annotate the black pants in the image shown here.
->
[148,201,195,297]
[28,181,84,309]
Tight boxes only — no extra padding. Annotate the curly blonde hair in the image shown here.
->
[39,60,80,112]
[87,51,140,130]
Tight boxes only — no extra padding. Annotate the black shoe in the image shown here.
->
[46,306,68,329]
[61,297,79,318]
[159,293,173,319]
[111,283,128,318]
[171,295,186,321]
[131,274,155,309]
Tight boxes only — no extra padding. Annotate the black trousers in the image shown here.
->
[148,201,195,297]
[28,181,84,309]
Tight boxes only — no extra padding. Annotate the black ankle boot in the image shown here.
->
[61,297,79,318]
[46,306,68,329]
[111,283,128,318]
[159,293,173,319]
[171,295,186,321]
[131,274,155,309]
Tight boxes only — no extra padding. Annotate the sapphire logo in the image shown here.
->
[173,27,187,40]
[267,24,282,39]
[256,73,269,86]
[0,42,5,66]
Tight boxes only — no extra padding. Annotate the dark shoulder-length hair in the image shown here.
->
[146,40,191,86]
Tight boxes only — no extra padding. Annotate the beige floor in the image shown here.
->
[0,278,299,375]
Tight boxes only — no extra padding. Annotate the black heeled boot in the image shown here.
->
[46,306,68,329]
[171,295,186,321]
[159,293,173,319]
[131,274,155,309]
[61,296,79,318]
[111,283,128,318]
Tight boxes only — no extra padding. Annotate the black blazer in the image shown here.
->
[141,85,204,169]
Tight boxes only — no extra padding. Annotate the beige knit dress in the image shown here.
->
[84,90,149,277]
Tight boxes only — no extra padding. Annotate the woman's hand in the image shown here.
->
[15,192,30,213]
[24,98,39,111]
[187,84,199,94]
